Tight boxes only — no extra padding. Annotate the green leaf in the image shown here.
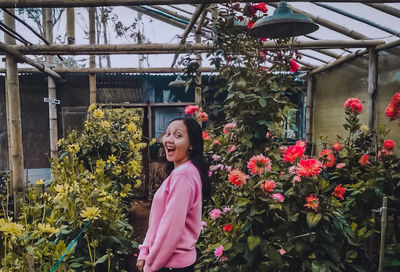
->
[95,254,108,265]
[258,98,267,108]
[247,235,261,251]
[306,212,322,228]
[69,263,83,268]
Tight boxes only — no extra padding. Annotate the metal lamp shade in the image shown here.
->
[248,1,319,39]
[168,75,185,87]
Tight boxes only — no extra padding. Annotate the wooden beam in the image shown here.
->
[3,40,384,56]
[0,0,399,8]
[365,3,400,18]
[367,49,378,130]
[89,7,96,104]
[66,8,75,44]
[305,76,314,154]
[171,4,207,67]
[0,67,218,73]
[268,2,369,40]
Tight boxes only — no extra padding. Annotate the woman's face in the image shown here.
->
[163,120,191,167]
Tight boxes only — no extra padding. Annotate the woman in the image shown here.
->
[137,117,211,272]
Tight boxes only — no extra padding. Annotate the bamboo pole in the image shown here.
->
[44,8,58,160]
[4,9,14,195]
[300,52,329,64]
[0,67,217,73]
[171,4,207,67]
[268,2,369,40]
[365,3,400,18]
[305,76,314,155]
[89,7,96,104]
[378,197,388,272]
[367,49,378,131]
[4,40,385,55]
[0,0,398,8]
[0,42,61,79]
[66,8,75,44]
[194,7,207,105]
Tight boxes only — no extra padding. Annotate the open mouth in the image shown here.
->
[166,147,175,154]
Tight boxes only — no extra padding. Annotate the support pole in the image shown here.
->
[305,76,314,155]
[44,8,58,160]
[66,8,75,44]
[89,7,96,104]
[5,9,24,216]
[194,7,207,106]
[378,197,388,272]
[367,48,378,130]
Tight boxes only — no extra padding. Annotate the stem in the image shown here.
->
[4,235,7,265]
[85,235,94,270]
[107,251,111,272]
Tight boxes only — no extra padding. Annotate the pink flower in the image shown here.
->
[319,149,336,168]
[304,194,319,212]
[279,249,286,255]
[283,145,305,163]
[247,154,272,175]
[253,2,268,13]
[214,245,224,258]
[220,256,228,261]
[213,139,221,145]
[383,140,395,151]
[332,142,342,151]
[385,102,399,120]
[200,221,207,231]
[292,175,301,185]
[198,111,208,121]
[296,158,322,177]
[260,180,276,195]
[208,171,212,177]
[359,154,370,166]
[223,123,236,134]
[228,145,236,153]
[344,98,363,114]
[289,58,299,73]
[332,184,346,200]
[202,131,211,140]
[184,105,199,114]
[271,193,284,202]
[225,165,232,172]
[228,169,248,186]
[209,209,222,219]
[336,163,346,169]
[288,166,296,174]
[212,154,221,161]
[223,206,232,214]
[265,132,271,138]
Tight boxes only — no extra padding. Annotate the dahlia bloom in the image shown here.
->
[344,98,363,114]
[385,102,399,120]
[222,224,232,232]
[214,245,224,258]
[332,142,342,151]
[260,180,276,195]
[271,193,284,202]
[247,154,272,175]
[227,145,236,153]
[202,131,211,140]
[319,149,336,168]
[332,184,346,200]
[198,111,208,121]
[383,139,395,152]
[296,158,322,177]
[213,139,221,145]
[359,154,370,166]
[223,123,236,134]
[336,163,346,169]
[283,144,305,163]
[304,195,319,212]
[209,209,222,219]
[184,105,199,114]
[228,169,249,186]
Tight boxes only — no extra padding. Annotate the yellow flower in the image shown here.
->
[93,109,104,119]
[120,192,127,198]
[107,155,117,164]
[126,123,137,133]
[129,140,136,151]
[134,180,142,188]
[57,138,63,146]
[0,219,24,237]
[96,159,105,169]
[112,165,122,175]
[88,103,96,113]
[38,223,59,235]
[360,124,369,132]
[35,179,44,185]
[80,207,101,221]
[101,121,110,128]
[67,144,80,154]
[149,138,156,145]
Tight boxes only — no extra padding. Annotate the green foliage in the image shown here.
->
[0,105,146,271]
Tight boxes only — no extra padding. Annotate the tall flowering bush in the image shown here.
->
[0,105,147,271]
[196,94,400,271]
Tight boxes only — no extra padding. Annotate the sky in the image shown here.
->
[1,3,400,69]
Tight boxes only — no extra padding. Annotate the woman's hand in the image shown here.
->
[136,259,145,272]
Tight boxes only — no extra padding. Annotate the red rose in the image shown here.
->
[222,224,232,232]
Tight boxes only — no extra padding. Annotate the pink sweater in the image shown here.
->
[138,160,202,272]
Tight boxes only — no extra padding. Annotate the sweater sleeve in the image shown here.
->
[144,172,195,272]
[137,230,150,260]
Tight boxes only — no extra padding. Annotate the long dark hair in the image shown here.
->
[165,117,211,199]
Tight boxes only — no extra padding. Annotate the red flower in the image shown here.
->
[332,184,346,200]
[359,154,370,166]
[198,111,208,121]
[385,102,399,120]
[222,224,232,232]
[283,144,305,163]
[253,2,268,13]
[296,158,322,177]
[344,98,363,114]
[247,21,255,29]
[289,58,299,73]
[228,169,248,187]
[332,142,342,151]
[391,92,400,106]
[223,123,236,135]
[185,105,199,114]
[213,140,221,145]
[202,131,211,141]
[304,195,319,212]
[247,154,272,175]
[383,139,395,151]
[319,149,336,168]
[260,180,276,195]
[227,145,236,153]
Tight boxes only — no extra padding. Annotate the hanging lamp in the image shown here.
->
[168,74,185,87]
[248,0,319,39]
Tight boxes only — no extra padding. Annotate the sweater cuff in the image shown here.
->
[138,244,149,260]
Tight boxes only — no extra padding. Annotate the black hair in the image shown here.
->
[165,117,211,199]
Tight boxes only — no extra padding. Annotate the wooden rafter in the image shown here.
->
[0,67,217,73]
[365,3,400,18]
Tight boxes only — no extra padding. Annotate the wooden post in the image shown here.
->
[89,7,96,104]
[66,8,75,44]
[367,48,378,131]
[44,8,58,160]
[305,76,314,155]
[194,7,207,106]
[378,197,388,272]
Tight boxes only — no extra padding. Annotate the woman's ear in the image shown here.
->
[189,145,193,151]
